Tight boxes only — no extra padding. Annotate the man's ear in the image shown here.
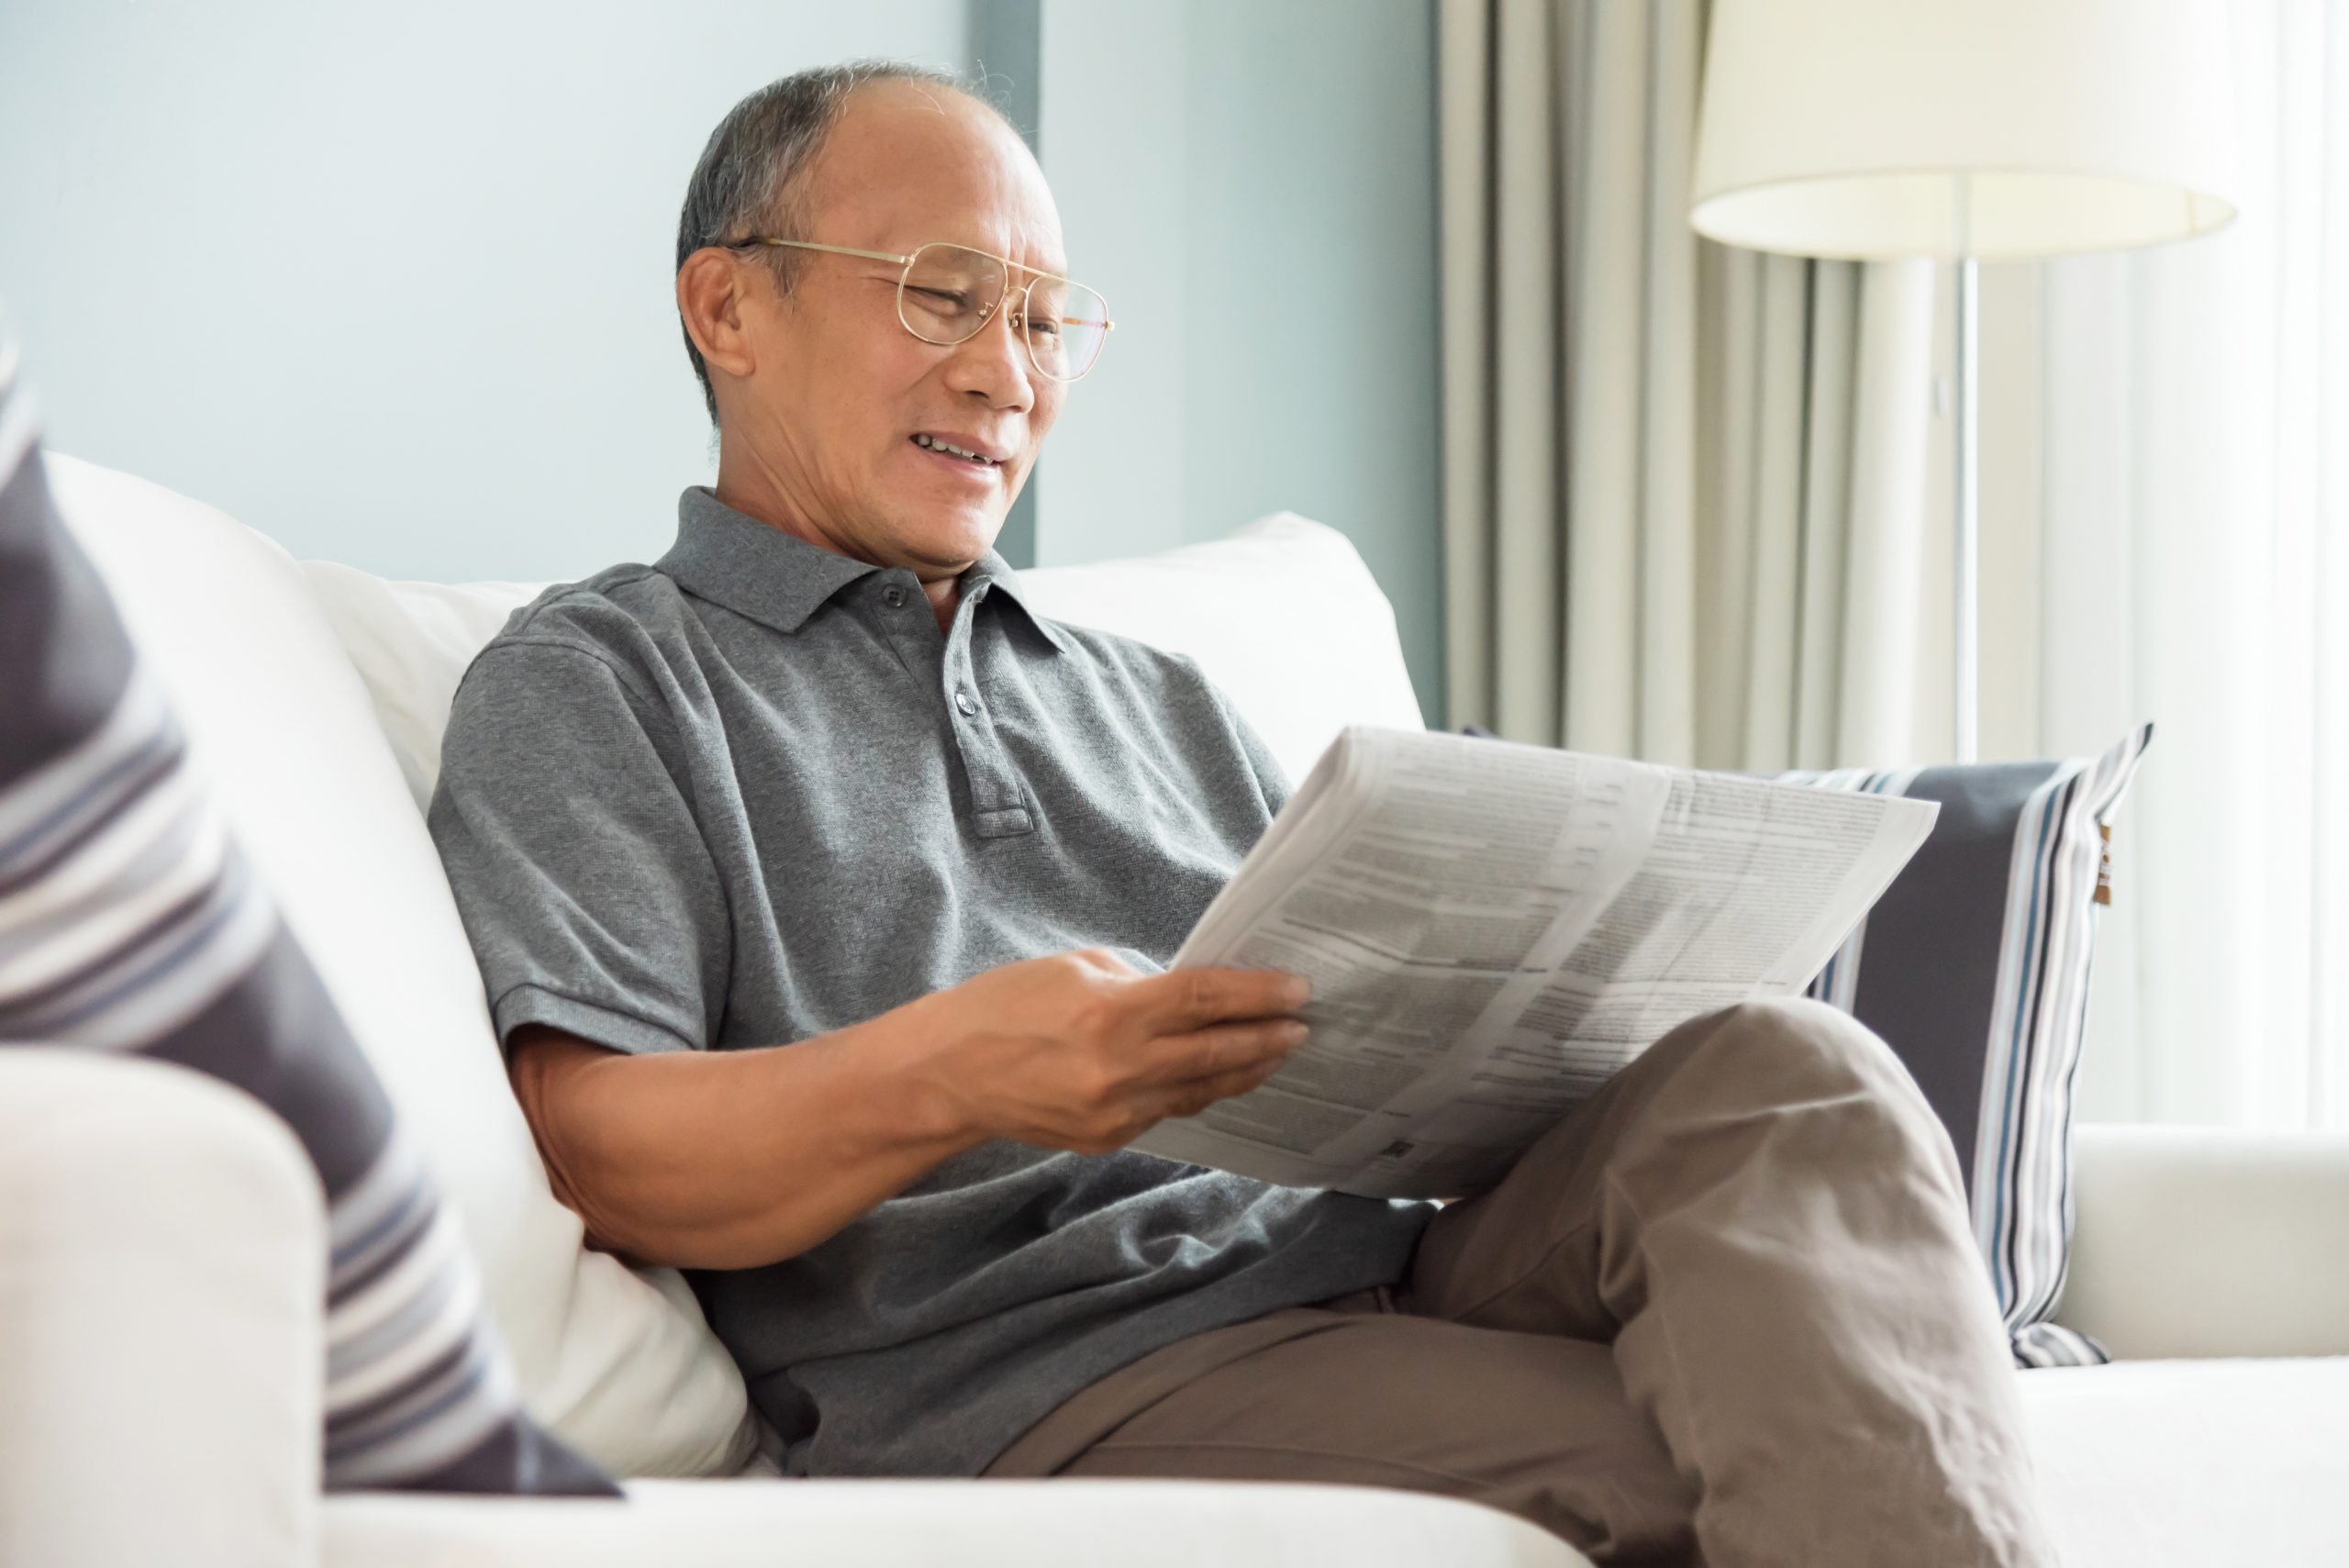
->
[677,249,759,381]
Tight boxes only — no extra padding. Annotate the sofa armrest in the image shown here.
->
[2058,1121,2349,1360]
[0,1050,323,1568]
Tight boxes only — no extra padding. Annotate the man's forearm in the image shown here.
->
[509,1011,984,1272]
[505,952,1311,1273]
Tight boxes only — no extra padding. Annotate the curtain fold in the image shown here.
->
[1441,0,1936,769]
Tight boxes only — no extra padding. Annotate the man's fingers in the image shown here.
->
[1145,1055,1289,1123]
[1130,965,1310,1035]
[1133,1017,1308,1088]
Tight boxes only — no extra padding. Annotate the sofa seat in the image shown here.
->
[308,1357,2349,1567]
[2022,1357,2349,1567]
[320,1477,1580,1568]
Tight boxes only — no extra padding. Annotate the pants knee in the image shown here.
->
[1666,997,1948,1152]
[1698,995,1890,1080]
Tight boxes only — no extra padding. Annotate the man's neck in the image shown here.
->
[713,439,963,635]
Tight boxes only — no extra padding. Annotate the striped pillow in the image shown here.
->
[1785,728,2153,1368]
[0,335,613,1494]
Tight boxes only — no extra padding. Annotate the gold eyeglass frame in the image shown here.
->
[718,237,1115,383]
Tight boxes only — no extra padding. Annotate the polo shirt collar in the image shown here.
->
[658,486,1068,653]
[964,550,1074,655]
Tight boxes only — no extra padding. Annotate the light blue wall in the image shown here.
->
[0,0,972,583]
[1031,0,1443,718]
[0,0,1443,715]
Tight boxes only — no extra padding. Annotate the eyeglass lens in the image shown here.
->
[896,242,1109,381]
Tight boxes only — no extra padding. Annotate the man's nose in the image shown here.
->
[947,295,1036,409]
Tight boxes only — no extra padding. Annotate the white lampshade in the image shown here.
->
[1691,0,2240,261]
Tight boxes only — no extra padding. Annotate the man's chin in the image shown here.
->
[880,504,1004,573]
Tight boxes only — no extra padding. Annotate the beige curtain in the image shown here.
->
[1439,0,1937,768]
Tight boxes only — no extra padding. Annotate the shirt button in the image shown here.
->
[953,687,978,717]
[882,585,907,609]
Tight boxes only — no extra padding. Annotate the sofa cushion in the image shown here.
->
[293,563,550,813]
[1782,731,2153,1369]
[1011,515,1428,784]
[2021,1357,2349,1568]
[300,510,1425,812]
[43,454,755,1479]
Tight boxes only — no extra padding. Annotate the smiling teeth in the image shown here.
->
[916,434,996,463]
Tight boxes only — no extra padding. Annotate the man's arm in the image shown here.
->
[510,948,1309,1271]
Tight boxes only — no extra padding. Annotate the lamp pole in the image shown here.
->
[1954,188,1980,765]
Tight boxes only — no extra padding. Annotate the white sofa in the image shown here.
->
[3,456,2345,1568]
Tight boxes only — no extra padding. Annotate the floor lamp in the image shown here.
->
[1687,0,2238,763]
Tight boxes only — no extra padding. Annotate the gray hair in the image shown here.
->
[674,61,999,427]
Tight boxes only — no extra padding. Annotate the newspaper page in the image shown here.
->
[1130,727,1938,1198]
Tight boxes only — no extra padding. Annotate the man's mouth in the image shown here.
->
[912,432,1005,468]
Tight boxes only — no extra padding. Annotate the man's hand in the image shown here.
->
[904,948,1310,1156]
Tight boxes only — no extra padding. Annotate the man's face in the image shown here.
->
[717,82,1069,577]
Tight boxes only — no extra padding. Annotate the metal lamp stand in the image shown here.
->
[1951,165,1980,766]
[1954,252,1979,765]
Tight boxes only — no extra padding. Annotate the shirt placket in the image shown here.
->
[941,582,1034,839]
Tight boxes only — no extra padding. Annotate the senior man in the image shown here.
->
[429,61,2055,1567]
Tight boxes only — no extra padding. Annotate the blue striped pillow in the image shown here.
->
[1784,730,2153,1368]
[0,331,614,1494]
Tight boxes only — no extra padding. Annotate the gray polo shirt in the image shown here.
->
[429,486,1433,1478]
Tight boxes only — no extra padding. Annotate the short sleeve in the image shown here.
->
[428,638,728,1057]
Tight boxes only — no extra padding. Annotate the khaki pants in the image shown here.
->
[985,999,2056,1568]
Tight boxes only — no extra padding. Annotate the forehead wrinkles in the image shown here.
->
[799,87,1064,272]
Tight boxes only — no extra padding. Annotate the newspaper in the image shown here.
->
[1130,727,1938,1199]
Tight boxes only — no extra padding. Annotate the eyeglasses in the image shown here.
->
[718,237,1114,383]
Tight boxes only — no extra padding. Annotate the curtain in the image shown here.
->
[1438,0,1939,768]
[2029,0,2348,1129]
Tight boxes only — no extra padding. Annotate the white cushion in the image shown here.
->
[295,562,550,813]
[1014,514,1428,786]
[46,455,754,1479]
[322,1477,1583,1568]
[2064,1123,2349,1358]
[2020,1357,2349,1568]
[299,510,1425,810]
